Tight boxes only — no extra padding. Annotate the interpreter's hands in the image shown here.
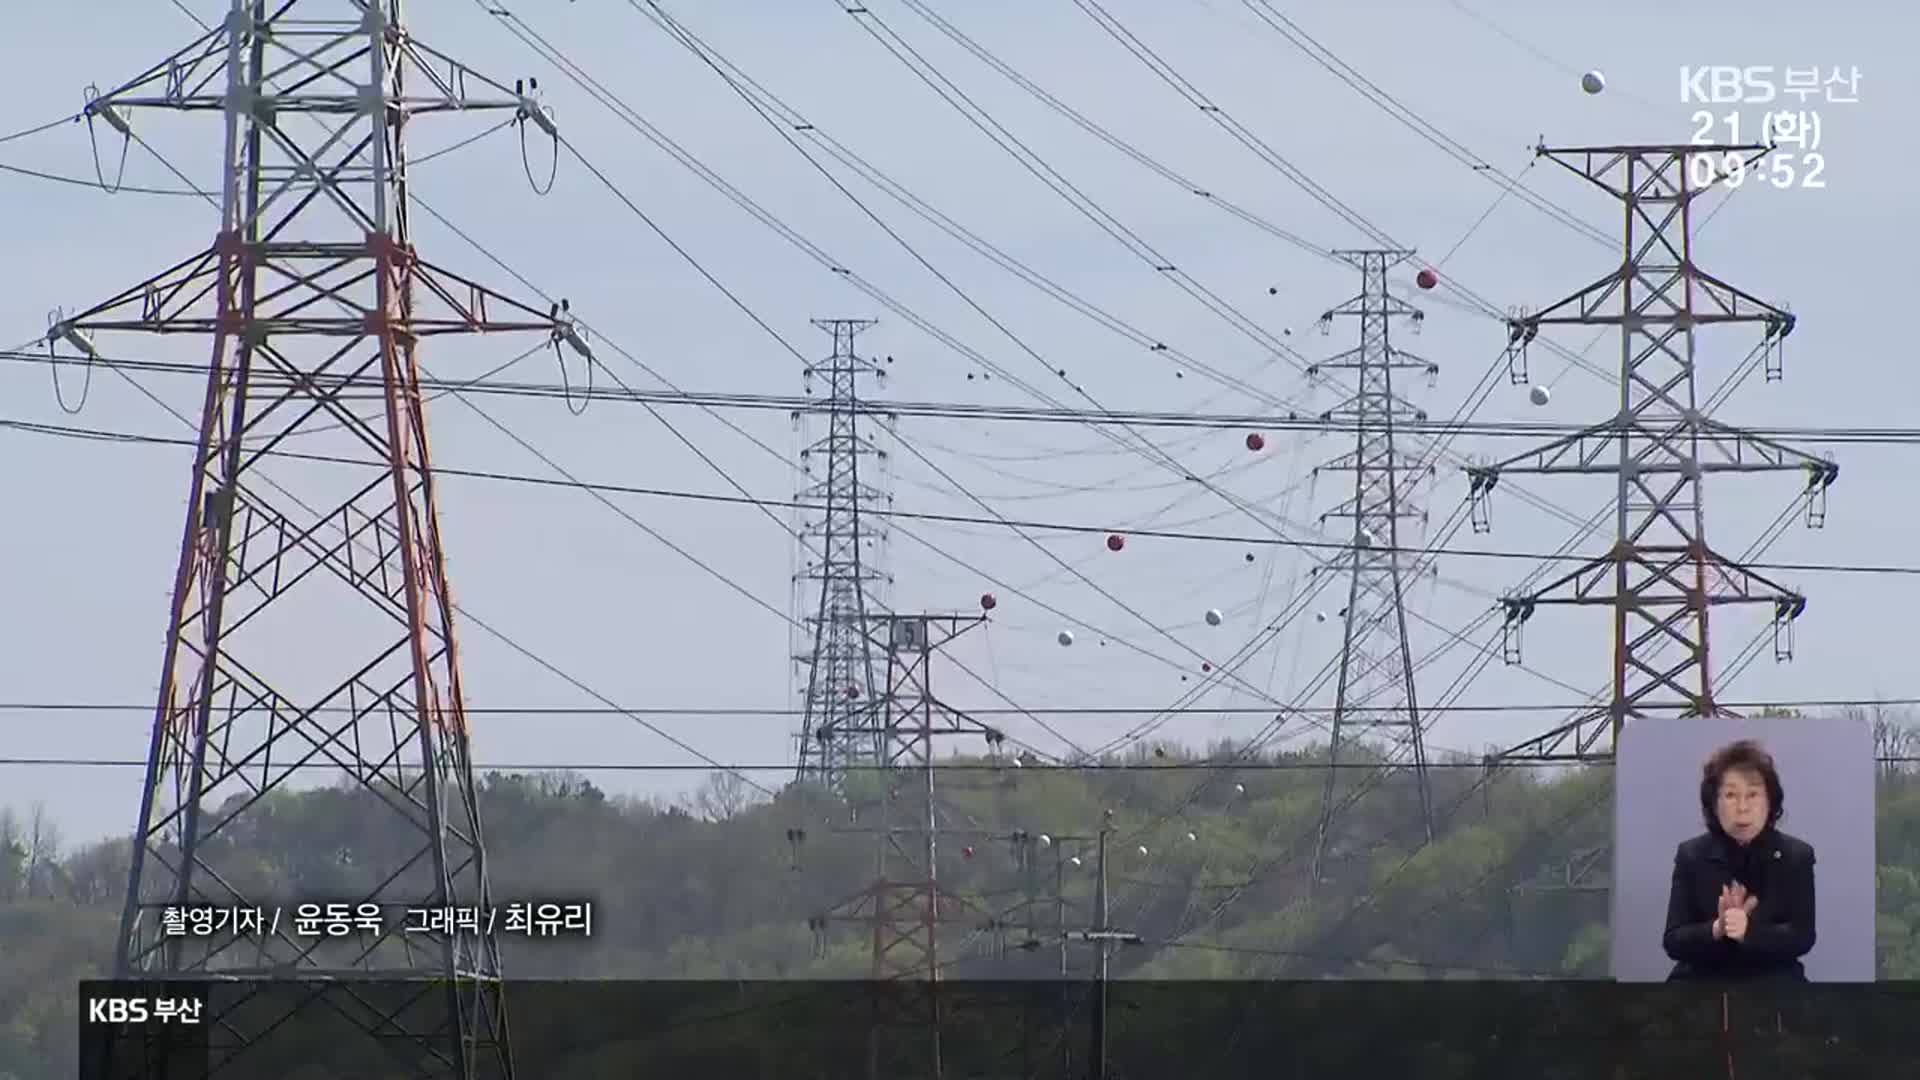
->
[1712,885,1758,940]
[1723,895,1759,942]
[1723,905,1750,941]
[1712,885,1736,938]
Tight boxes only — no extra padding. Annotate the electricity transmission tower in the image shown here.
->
[1466,141,1834,763]
[793,318,895,788]
[1306,249,1440,887]
[806,613,1006,1079]
[58,3,567,1073]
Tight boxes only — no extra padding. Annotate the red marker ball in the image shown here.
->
[1245,432,1266,452]
[1106,533,1125,552]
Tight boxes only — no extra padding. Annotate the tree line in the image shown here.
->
[2,708,1917,1075]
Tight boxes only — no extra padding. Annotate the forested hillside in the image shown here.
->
[4,724,1919,1075]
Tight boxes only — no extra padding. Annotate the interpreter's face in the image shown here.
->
[1715,768,1769,843]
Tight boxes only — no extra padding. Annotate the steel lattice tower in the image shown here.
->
[793,318,894,788]
[1467,142,1835,762]
[806,613,1005,1079]
[58,3,565,1074]
[1306,249,1440,887]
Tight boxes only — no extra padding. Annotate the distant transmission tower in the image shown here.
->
[57,3,568,1074]
[793,318,895,788]
[1305,249,1440,888]
[1467,141,1835,761]
[807,613,1006,1080]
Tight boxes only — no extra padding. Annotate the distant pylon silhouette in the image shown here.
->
[807,613,1005,1080]
[793,318,895,788]
[55,3,571,1075]
[1306,249,1439,889]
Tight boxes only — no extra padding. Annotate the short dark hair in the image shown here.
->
[1698,739,1785,833]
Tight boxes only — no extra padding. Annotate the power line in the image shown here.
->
[1235,0,1614,248]
[4,755,1913,771]
[481,0,1733,797]
[11,349,1920,444]
[2,696,1909,717]
[0,117,516,195]
[587,0,1347,595]
[447,5,1354,762]
[824,0,1705,550]
[6,412,1904,577]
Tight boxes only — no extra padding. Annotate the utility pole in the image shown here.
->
[1067,813,1141,1080]
[1305,249,1440,890]
[793,319,894,788]
[60,3,566,1074]
[808,613,1006,1080]
[1466,141,1834,761]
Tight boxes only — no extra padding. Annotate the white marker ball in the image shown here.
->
[1204,608,1224,626]
[1057,629,1075,647]
[1581,70,1606,95]
[1529,384,1551,407]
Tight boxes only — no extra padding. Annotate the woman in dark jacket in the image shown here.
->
[1662,739,1817,981]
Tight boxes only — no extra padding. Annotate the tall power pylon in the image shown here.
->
[807,613,1006,1079]
[1467,141,1835,762]
[57,3,565,1073]
[793,319,895,788]
[1306,249,1440,887]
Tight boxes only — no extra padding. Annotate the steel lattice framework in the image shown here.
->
[807,613,1005,1078]
[1307,249,1439,886]
[793,318,894,788]
[1468,142,1837,763]
[59,2,566,1074]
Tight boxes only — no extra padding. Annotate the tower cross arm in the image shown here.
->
[84,8,535,120]
[1465,415,1835,482]
[1311,345,1435,374]
[1496,543,1805,617]
[1316,395,1427,424]
[799,477,889,502]
[55,243,565,341]
[1511,266,1794,333]
[1320,292,1423,321]
[1532,141,1775,199]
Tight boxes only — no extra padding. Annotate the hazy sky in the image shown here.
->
[0,0,1911,846]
